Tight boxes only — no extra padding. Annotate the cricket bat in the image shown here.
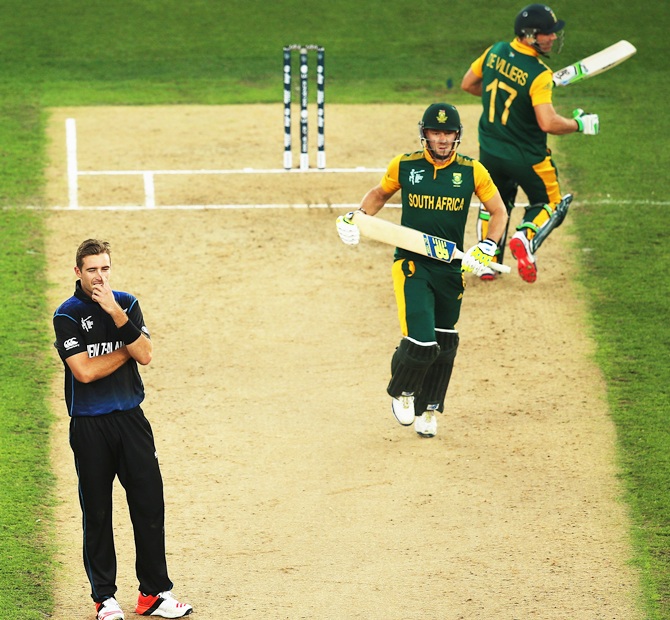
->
[553,40,636,87]
[350,211,511,274]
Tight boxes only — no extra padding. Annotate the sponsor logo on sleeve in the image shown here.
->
[64,337,79,350]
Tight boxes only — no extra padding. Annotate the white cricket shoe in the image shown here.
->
[391,392,415,426]
[414,410,437,437]
[96,597,124,620]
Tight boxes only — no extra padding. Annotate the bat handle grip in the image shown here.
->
[347,207,367,224]
[490,262,511,274]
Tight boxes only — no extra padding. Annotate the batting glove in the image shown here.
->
[573,109,599,135]
[462,239,497,276]
[336,212,360,245]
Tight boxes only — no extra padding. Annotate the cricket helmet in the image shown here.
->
[420,103,461,133]
[418,103,463,162]
[514,4,565,37]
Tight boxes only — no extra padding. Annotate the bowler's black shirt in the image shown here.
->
[53,281,149,416]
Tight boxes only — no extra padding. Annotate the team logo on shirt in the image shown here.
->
[409,169,424,185]
[81,316,93,332]
[452,172,463,187]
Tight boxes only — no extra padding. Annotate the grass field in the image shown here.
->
[1,1,668,618]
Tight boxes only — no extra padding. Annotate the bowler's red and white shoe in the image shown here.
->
[136,591,193,618]
[95,597,124,620]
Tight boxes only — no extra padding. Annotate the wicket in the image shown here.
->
[283,45,325,171]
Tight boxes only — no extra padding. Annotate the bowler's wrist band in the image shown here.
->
[118,320,142,345]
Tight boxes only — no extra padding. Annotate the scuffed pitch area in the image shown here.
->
[45,105,641,619]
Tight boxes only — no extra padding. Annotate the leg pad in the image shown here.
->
[387,338,440,399]
[415,331,459,412]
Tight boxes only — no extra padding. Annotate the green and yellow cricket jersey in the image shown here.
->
[380,148,497,272]
[470,39,554,164]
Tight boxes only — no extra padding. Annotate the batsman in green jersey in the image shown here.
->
[462,3,599,283]
[336,103,508,438]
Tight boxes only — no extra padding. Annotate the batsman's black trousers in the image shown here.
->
[69,406,173,603]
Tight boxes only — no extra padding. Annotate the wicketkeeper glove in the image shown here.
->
[573,109,600,135]
[336,212,361,245]
[462,238,497,277]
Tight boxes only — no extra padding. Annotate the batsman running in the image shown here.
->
[461,3,598,283]
[336,103,508,438]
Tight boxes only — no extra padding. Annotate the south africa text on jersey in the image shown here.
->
[408,194,466,211]
[88,341,125,357]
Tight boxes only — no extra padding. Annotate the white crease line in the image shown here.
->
[21,198,670,212]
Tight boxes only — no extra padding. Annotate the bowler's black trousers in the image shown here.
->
[69,406,173,603]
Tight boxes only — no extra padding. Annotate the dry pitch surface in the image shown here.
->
[45,104,641,619]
